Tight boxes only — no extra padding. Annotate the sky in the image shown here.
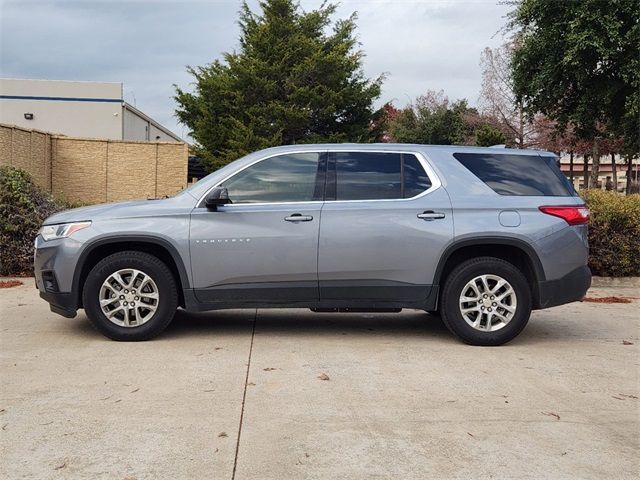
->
[0,0,513,141]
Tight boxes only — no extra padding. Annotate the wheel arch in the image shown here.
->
[433,237,546,308]
[73,235,190,309]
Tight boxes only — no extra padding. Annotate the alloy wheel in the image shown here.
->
[99,269,159,327]
[458,274,517,332]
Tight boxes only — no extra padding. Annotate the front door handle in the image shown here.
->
[417,211,446,221]
[284,213,313,222]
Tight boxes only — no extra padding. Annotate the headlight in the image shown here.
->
[39,221,92,241]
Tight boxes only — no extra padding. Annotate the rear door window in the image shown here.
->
[331,152,431,201]
[453,152,576,196]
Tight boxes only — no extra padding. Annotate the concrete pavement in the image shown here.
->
[1,279,638,479]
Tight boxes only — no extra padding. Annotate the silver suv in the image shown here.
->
[35,144,591,345]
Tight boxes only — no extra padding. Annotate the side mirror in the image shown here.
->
[205,187,232,211]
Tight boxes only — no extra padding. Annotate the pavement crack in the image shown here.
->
[231,309,257,480]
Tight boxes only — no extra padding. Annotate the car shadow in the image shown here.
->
[65,308,586,346]
[162,308,454,341]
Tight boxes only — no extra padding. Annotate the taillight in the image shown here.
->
[539,206,590,225]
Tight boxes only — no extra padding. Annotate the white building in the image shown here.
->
[0,78,181,142]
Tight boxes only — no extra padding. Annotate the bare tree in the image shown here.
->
[479,43,556,149]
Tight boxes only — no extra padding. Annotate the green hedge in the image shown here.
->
[582,190,640,277]
[0,166,67,276]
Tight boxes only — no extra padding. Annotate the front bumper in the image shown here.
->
[537,265,591,309]
[34,235,82,318]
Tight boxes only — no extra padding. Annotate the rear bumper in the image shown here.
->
[537,265,591,309]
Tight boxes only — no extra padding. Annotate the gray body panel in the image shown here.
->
[190,202,321,303]
[318,186,453,300]
[35,143,590,317]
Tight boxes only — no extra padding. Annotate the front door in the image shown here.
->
[318,150,453,304]
[190,151,325,305]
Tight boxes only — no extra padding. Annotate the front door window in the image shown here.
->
[220,152,323,203]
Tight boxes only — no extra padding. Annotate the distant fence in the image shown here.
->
[0,123,188,204]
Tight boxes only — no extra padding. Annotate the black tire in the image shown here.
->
[440,256,532,346]
[82,251,178,341]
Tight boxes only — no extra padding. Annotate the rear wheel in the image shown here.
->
[440,257,532,346]
[82,251,178,341]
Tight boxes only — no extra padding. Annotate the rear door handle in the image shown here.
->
[417,211,445,220]
[284,213,313,222]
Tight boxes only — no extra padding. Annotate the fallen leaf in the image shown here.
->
[218,432,228,438]
[0,280,23,288]
[581,296,632,304]
[317,373,330,381]
[263,367,276,371]
[541,411,560,421]
[622,340,634,345]
[215,347,223,350]
[618,394,638,399]
[54,462,66,470]
[467,432,475,438]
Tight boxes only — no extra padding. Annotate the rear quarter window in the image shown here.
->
[453,152,576,196]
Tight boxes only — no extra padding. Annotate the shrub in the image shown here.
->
[0,166,67,276]
[582,190,640,277]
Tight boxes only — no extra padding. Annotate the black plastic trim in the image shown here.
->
[186,280,438,312]
[195,280,318,303]
[537,265,591,309]
[319,279,430,302]
[71,235,191,307]
[312,152,328,201]
[434,236,547,285]
[41,270,60,293]
[325,153,336,201]
[40,291,77,318]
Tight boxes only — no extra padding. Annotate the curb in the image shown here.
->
[591,276,640,288]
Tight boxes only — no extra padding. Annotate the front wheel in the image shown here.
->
[82,251,178,341]
[440,257,532,346]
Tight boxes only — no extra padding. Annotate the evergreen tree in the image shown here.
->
[175,0,383,170]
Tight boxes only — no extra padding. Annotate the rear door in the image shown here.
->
[317,150,453,304]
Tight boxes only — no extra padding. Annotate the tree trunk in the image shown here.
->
[569,150,574,184]
[583,154,589,190]
[517,107,525,148]
[611,152,617,192]
[589,139,600,189]
[626,153,633,194]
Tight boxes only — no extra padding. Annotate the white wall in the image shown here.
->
[122,103,181,142]
[0,78,123,139]
[123,106,150,141]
